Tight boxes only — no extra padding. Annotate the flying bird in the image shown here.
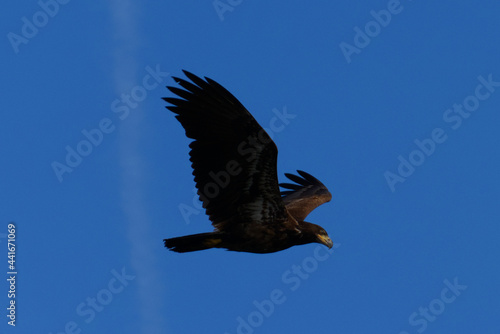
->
[163,71,333,253]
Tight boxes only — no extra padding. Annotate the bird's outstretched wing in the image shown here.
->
[164,70,288,231]
[279,170,332,221]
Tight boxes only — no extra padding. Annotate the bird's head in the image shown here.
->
[315,226,333,249]
[299,221,333,249]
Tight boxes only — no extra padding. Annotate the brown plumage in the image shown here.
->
[163,70,333,253]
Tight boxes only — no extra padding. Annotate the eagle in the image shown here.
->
[163,71,333,253]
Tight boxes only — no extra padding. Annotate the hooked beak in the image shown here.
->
[316,234,333,249]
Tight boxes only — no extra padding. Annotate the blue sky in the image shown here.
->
[1,0,500,333]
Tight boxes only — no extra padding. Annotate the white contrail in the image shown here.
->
[110,1,166,333]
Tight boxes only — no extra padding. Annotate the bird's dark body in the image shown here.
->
[165,217,322,254]
[163,71,333,254]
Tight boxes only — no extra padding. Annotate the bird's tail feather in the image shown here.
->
[164,232,224,253]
